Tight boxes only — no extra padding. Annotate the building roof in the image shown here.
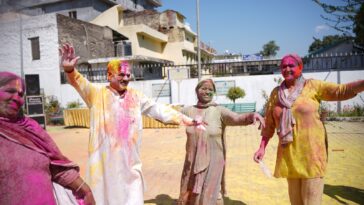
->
[307,39,364,56]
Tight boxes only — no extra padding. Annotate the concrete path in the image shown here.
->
[49,121,364,205]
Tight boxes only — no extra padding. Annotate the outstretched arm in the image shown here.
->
[139,95,206,128]
[318,79,364,101]
[347,80,364,94]
[242,112,265,129]
[221,108,265,129]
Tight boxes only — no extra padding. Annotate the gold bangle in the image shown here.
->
[75,181,85,193]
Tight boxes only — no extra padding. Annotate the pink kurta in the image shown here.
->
[67,70,186,205]
[262,79,356,178]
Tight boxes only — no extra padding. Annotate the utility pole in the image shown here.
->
[196,0,201,81]
[19,13,24,80]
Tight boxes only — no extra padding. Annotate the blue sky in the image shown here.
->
[158,0,345,58]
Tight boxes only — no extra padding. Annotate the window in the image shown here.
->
[29,37,40,60]
[68,11,77,19]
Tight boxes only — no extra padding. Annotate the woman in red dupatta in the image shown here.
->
[0,71,95,205]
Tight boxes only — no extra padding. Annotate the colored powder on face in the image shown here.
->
[14,79,23,93]
[280,54,303,79]
[281,54,303,70]
[121,61,130,74]
[107,60,121,75]
[280,58,302,80]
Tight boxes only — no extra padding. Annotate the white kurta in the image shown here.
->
[67,70,185,205]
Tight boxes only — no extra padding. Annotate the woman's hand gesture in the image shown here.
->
[250,112,265,129]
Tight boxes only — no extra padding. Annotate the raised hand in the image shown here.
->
[59,43,80,73]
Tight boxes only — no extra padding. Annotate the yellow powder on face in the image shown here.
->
[107,60,121,75]
[107,60,131,76]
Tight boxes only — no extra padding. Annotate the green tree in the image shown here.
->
[353,3,364,46]
[313,0,363,45]
[308,35,350,53]
[226,87,246,104]
[259,40,280,58]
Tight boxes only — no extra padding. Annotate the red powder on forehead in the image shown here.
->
[121,61,129,73]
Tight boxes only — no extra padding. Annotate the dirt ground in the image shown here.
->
[49,121,364,205]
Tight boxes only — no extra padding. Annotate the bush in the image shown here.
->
[339,104,364,117]
[67,100,83,109]
[45,96,61,114]
[44,96,64,125]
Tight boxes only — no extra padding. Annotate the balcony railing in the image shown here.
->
[200,41,217,54]
[303,53,364,72]
[60,52,364,84]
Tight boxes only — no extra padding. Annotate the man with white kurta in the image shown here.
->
[60,44,201,205]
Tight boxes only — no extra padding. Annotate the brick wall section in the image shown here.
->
[123,10,185,43]
[123,10,160,30]
[57,14,114,61]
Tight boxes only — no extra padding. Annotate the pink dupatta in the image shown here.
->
[0,116,79,186]
[277,76,306,144]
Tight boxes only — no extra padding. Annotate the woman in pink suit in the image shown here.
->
[0,71,95,205]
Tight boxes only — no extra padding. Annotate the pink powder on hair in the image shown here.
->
[121,61,130,74]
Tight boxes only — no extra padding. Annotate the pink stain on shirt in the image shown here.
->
[116,91,137,142]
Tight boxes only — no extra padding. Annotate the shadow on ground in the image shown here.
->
[144,194,176,205]
[64,126,88,129]
[144,194,246,205]
[223,196,247,205]
[324,184,364,204]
